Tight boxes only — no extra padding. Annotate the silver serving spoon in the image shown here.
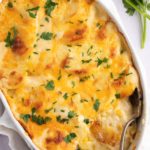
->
[120,88,142,150]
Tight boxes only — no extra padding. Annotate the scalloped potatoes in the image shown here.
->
[0,0,139,150]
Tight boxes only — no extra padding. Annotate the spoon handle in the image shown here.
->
[120,117,137,150]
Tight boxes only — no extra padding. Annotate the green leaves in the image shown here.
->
[5,27,18,47]
[96,57,108,67]
[31,114,51,125]
[45,0,58,16]
[63,93,68,100]
[147,3,150,10]
[115,93,121,99]
[122,0,150,48]
[56,115,69,123]
[122,0,137,15]
[83,118,90,124]
[64,133,77,143]
[20,114,30,123]
[82,59,92,64]
[27,6,40,18]
[40,32,53,40]
[7,2,13,8]
[68,111,76,119]
[93,99,100,112]
[45,80,55,90]
[20,107,51,125]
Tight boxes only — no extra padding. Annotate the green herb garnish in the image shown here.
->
[115,93,121,99]
[27,6,40,18]
[45,107,53,113]
[7,2,13,8]
[63,93,68,100]
[20,114,30,123]
[83,118,90,124]
[80,76,90,82]
[82,59,92,64]
[122,0,150,48]
[20,108,51,125]
[64,133,77,143]
[56,115,69,123]
[45,80,55,90]
[5,27,18,47]
[40,32,53,40]
[93,99,100,112]
[44,0,58,16]
[96,57,108,67]
[68,111,76,119]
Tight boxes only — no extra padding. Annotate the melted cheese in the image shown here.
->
[0,0,139,150]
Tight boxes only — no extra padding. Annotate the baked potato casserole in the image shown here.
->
[0,0,140,149]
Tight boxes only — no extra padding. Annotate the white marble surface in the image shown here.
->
[0,0,150,149]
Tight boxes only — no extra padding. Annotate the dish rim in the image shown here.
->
[0,0,148,149]
[99,1,148,149]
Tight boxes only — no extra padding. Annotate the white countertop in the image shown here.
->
[0,0,150,150]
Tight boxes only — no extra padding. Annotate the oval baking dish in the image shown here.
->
[0,0,148,150]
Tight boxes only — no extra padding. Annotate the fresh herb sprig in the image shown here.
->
[123,0,150,48]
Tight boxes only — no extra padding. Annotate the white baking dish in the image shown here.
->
[0,0,148,149]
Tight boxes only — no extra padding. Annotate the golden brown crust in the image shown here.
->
[0,0,139,150]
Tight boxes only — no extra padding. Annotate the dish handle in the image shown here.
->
[0,110,17,132]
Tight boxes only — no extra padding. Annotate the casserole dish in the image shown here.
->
[0,0,148,149]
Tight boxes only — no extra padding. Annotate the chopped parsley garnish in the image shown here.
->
[31,115,51,125]
[56,115,69,123]
[20,114,30,123]
[119,70,126,78]
[5,27,18,47]
[68,111,76,119]
[80,76,90,82]
[45,0,58,16]
[20,108,51,125]
[78,20,84,24]
[80,99,88,103]
[45,107,53,113]
[40,32,53,40]
[111,99,115,104]
[33,52,39,55]
[126,72,133,76]
[96,22,102,29]
[71,81,75,88]
[93,99,100,112]
[83,118,90,124]
[7,2,13,8]
[45,17,49,22]
[64,133,77,143]
[57,70,62,80]
[87,45,93,55]
[82,59,92,64]
[110,72,114,78]
[120,48,125,54]
[45,80,55,90]
[72,92,77,96]
[96,57,108,67]
[67,44,72,47]
[118,70,133,79]
[27,6,40,18]
[63,93,68,100]
[115,93,121,99]
[52,101,57,105]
